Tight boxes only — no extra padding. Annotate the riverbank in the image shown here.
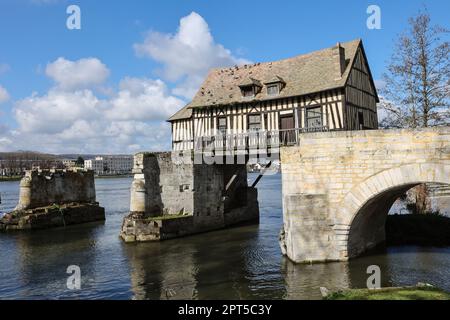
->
[0,176,22,182]
[324,285,450,300]
[94,174,133,179]
[0,174,133,182]
[386,213,450,246]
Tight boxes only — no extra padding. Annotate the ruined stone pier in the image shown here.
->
[0,169,105,231]
[120,152,259,242]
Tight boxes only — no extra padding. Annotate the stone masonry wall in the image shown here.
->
[15,169,96,211]
[139,152,195,216]
[122,152,259,242]
[280,127,450,263]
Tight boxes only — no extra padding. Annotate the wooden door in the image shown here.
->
[279,114,295,145]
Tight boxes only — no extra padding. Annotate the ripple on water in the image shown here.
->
[1,175,449,299]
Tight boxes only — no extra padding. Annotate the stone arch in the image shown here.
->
[337,163,450,259]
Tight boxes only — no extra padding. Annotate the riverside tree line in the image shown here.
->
[0,151,64,176]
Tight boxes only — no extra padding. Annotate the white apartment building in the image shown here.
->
[84,155,133,175]
[84,158,105,175]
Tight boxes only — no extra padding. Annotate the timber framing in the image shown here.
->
[168,39,380,151]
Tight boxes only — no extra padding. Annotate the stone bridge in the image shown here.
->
[279,127,450,263]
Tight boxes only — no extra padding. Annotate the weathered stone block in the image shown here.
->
[0,203,105,231]
[15,169,96,211]
[281,127,450,263]
[2,169,105,231]
[120,152,260,243]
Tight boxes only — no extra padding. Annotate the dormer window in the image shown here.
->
[267,84,279,95]
[241,86,254,97]
[264,76,286,96]
[239,78,262,98]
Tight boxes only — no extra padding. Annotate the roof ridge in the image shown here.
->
[173,38,366,113]
[210,39,361,73]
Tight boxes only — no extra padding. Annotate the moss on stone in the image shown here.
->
[143,213,192,221]
[0,175,23,181]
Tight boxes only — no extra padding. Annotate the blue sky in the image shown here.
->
[0,0,448,154]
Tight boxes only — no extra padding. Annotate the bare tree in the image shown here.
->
[380,8,449,128]
[379,9,449,214]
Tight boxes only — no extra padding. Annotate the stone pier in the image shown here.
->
[279,127,450,263]
[120,152,259,242]
[0,169,105,231]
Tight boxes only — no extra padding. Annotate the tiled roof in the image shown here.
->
[239,77,263,87]
[189,39,362,109]
[168,39,369,121]
[167,103,192,121]
[264,76,286,84]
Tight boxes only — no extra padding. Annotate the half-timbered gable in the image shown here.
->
[345,46,379,130]
[168,39,379,151]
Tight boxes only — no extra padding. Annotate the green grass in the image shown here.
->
[0,175,22,181]
[326,287,450,300]
[143,213,192,221]
[95,174,133,179]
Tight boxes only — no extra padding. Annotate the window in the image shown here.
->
[306,107,322,129]
[267,84,279,95]
[217,117,227,135]
[264,76,285,95]
[241,86,254,97]
[248,114,262,131]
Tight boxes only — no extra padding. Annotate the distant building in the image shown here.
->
[0,152,63,176]
[247,160,280,173]
[247,162,262,173]
[84,155,133,175]
[62,159,77,169]
[84,158,104,175]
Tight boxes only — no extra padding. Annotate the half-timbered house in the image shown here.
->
[168,39,379,152]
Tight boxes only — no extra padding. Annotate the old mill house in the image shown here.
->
[168,39,379,152]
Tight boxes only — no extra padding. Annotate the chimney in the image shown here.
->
[333,42,346,80]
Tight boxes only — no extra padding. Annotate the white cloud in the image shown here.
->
[2,13,252,153]
[134,11,250,99]
[0,85,10,104]
[2,120,171,154]
[106,77,184,121]
[7,57,181,153]
[0,137,13,150]
[15,89,101,134]
[45,57,110,90]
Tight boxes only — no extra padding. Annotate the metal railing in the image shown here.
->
[193,126,329,152]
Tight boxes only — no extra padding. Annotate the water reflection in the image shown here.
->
[12,223,104,299]
[124,241,198,300]
[0,175,449,300]
[281,258,350,300]
[123,223,285,300]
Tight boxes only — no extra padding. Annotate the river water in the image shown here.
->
[0,174,449,300]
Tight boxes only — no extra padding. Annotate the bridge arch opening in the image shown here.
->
[342,163,450,259]
[347,183,420,258]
